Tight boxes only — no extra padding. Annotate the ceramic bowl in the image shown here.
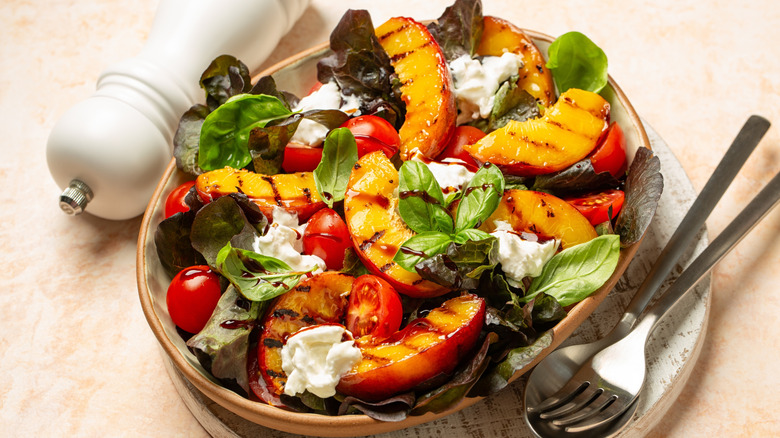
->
[137,30,650,437]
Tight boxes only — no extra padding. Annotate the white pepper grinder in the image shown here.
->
[47,0,310,220]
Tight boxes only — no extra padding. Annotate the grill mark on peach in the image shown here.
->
[359,230,386,251]
[302,187,312,204]
[390,40,434,63]
[295,285,311,292]
[359,352,393,366]
[272,308,300,318]
[265,368,284,378]
[379,262,394,273]
[561,96,608,119]
[263,338,283,348]
[260,176,283,206]
[377,23,410,42]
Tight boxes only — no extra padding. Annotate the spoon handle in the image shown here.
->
[617,115,770,333]
[634,168,780,336]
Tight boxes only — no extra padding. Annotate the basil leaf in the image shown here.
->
[487,80,540,131]
[317,9,406,130]
[186,285,262,393]
[397,161,454,234]
[454,163,505,232]
[313,128,358,208]
[215,243,313,301]
[428,0,484,61]
[453,228,491,245]
[615,147,663,247]
[247,113,303,175]
[198,94,292,171]
[173,104,210,177]
[199,55,252,111]
[546,31,608,94]
[524,234,620,306]
[394,232,453,272]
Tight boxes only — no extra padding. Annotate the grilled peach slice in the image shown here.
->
[376,17,456,160]
[337,294,485,402]
[465,88,610,176]
[476,16,555,107]
[254,272,354,403]
[195,166,324,222]
[482,189,597,249]
[344,151,449,298]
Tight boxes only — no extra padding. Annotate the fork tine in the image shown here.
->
[563,394,636,433]
[538,386,602,420]
[526,380,590,414]
[552,393,617,427]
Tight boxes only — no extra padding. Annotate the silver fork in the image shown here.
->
[524,115,775,437]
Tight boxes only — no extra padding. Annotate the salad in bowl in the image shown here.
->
[138,0,662,434]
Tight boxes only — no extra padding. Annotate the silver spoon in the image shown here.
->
[524,115,772,437]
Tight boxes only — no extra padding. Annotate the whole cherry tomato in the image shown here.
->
[166,265,222,334]
[565,189,626,226]
[340,115,401,159]
[302,208,352,270]
[282,142,324,173]
[437,125,484,171]
[164,180,196,218]
[346,275,403,340]
[590,122,627,177]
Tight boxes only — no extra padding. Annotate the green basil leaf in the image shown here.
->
[199,55,252,111]
[215,243,313,301]
[313,128,358,208]
[198,94,292,171]
[173,104,210,177]
[247,113,303,175]
[186,285,262,393]
[453,228,491,245]
[546,31,608,94]
[393,232,453,272]
[454,163,505,232]
[397,161,454,234]
[524,234,620,306]
[488,79,540,131]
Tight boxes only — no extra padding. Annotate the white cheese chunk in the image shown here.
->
[281,325,362,398]
[290,81,361,146]
[251,206,326,273]
[489,220,559,288]
[449,52,525,125]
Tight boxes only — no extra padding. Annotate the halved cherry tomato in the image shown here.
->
[346,275,403,340]
[307,81,324,96]
[164,180,196,218]
[282,142,324,173]
[437,125,484,171]
[340,115,401,159]
[166,265,222,334]
[565,189,626,226]
[302,208,352,270]
[590,122,627,177]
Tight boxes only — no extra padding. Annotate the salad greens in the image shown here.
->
[313,128,359,208]
[156,0,665,423]
[546,31,609,94]
[523,234,621,306]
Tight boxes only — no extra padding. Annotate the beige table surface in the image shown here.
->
[2,0,779,436]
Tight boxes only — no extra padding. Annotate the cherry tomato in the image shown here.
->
[307,81,324,96]
[565,190,626,226]
[164,180,196,218]
[302,208,352,270]
[590,122,627,177]
[340,115,401,159]
[437,125,484,171]
[282,142,324,173]
[346,275,403,340]
[166,265,222,334]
